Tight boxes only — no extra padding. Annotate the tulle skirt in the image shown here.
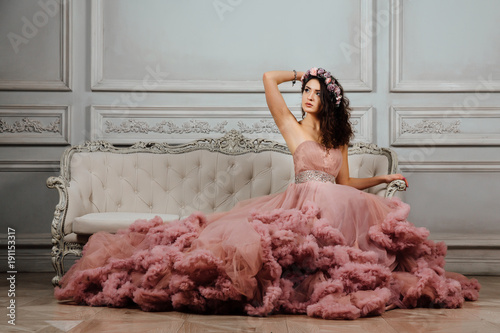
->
[54,182,480,319]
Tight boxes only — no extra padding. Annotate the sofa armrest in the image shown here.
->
[385,179,407,198]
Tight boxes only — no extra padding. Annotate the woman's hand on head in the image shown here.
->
[385,174,409,188]
[296,71,305,81]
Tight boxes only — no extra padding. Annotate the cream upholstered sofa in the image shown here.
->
[47,130,406,285]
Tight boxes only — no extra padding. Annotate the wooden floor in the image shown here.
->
[1,273,499,332]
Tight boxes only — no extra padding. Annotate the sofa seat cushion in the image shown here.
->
[73,212,180,235]
[63,232,90,245]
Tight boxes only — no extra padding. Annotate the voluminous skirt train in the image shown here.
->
[55,180,480,320]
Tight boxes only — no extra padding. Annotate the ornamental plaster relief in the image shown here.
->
[0,118,61,134]
[400,119,461,135]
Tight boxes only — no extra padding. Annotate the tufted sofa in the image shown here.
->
[47,130,406,285]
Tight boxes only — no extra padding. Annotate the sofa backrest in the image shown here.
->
[58,131,398,234]
[67,149,293,217]
[348,143,397,197]
[61,131,292,233]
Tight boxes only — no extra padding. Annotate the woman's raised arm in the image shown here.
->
[263,71,304,135]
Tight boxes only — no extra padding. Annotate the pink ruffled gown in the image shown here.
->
[55,140,480,319]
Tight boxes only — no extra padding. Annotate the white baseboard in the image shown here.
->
[430,233,500,275]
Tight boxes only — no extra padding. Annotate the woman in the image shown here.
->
[55,68,480,319]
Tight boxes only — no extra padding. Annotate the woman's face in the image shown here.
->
[302,78,322,115]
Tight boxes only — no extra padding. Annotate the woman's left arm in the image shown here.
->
[335,145,408,190]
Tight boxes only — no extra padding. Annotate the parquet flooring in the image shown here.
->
[1,273,498,332]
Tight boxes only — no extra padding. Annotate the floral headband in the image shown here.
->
[301,67,342,106]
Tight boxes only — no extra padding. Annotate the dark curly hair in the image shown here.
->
[301,75,353,149]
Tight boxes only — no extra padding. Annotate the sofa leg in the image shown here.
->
[51,246,64,287]
[52,274,61,287]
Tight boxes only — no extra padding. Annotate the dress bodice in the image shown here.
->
[293,140,343,179]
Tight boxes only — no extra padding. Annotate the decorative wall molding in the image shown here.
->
[350,107,373,143]
[0,232,51,246]
[0,118,61,134]
[238,119,280,134]
[400,119,461,135]
[0,233,53,272]
[390,0,500,92]
[0,251,53,272]
[0,0,72,91]
[91,0,373,92]
[399,161,500,173]
[0,105,70,145]
[430,233,500,275]
[92,106,291,144]
[440,250,500,275]
[0,160,60,172]
[104,119,283,135]
[390,106,500,146]
[92,105,373,144]
[339,0,373,92]
[104,119,229,135]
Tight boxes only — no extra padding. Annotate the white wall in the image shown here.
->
[0,0,499,273]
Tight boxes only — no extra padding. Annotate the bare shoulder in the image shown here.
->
[282,122,320,155]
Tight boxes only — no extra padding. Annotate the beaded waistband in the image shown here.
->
[295,170,336,184]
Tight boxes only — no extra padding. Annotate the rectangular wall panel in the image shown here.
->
[390,0,500,92]
[91,106,373,144]
[0,0,71,90]
[92,106,291,144]
[91,0,373,92]
[390,106,500,146]
[0,161,59,172]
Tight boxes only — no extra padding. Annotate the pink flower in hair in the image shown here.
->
[325,77,332,84]
[334,86,341,97]
[310,67,318,76]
